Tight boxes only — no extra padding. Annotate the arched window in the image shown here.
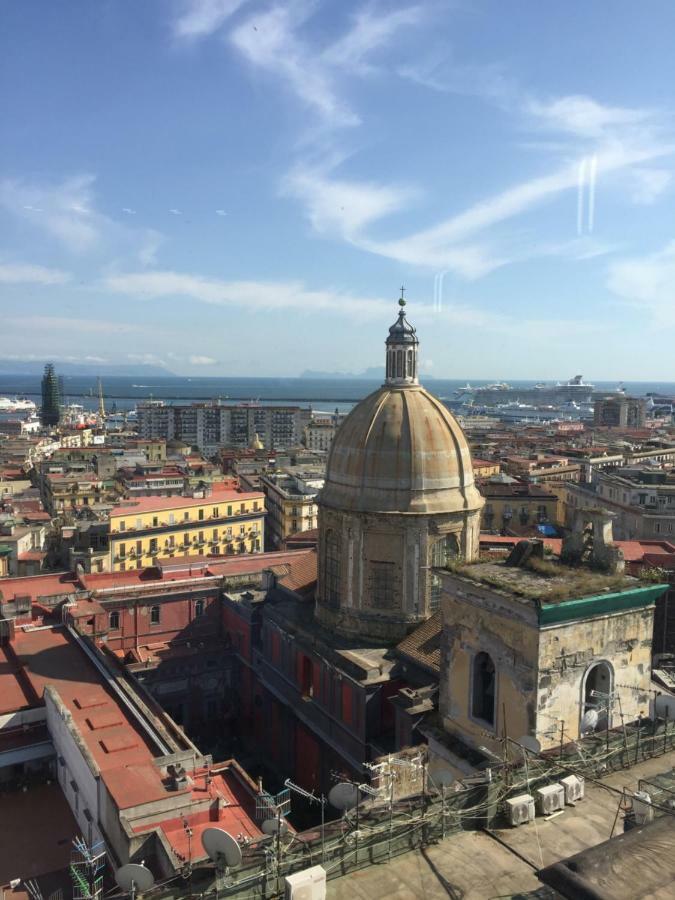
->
[581,661,613,733]
[472,652,496,726]
[407,349,413,378]
[195,599,205,618]
[150,605,160,625]
[109,610,120,630]
[396,350,403,378]
[324,529,341,609]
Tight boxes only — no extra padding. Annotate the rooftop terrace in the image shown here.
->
[446,556,643,604]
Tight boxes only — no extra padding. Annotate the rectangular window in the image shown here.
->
[227,505,232,516]
[184,511,189,520]
[119,542,126,557]
[370,561,395,609]
[198,509,204,520]
[213,507,219,517]
[152,516,158,527]
[183,533,190,546]
[212,528,218,540]
[119,521,126,532]
[136,517,142,529]
[136,540,142,555]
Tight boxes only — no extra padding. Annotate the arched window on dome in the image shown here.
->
[407,349,413,379]
[431,533,460,568]
[472,652,496,726]
[396,350,403,378]
[324,529,341,609]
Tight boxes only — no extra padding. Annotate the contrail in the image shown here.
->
[587,155,598,233]
[577,157,587,235]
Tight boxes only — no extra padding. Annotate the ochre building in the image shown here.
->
[108,489,265,570]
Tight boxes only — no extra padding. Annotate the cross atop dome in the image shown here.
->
[385,286,419,386]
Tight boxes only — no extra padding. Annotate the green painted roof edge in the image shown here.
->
[539,583,669,626]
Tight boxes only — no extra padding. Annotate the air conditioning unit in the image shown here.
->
[561,774,585,804]
[505,793,535,826]
[285,866,326,900]
[537,783,565,816]
[633,790,654,825]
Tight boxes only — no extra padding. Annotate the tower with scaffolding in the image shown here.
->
[69,837,106,900]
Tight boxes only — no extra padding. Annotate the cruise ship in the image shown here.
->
[0,396,37,413]
[454,375,597,406]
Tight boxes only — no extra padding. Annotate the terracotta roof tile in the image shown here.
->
[396,611,442,675]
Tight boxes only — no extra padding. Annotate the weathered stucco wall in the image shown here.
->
[439,571,657,758]
[439,572,539,760]
[537,606,654,749]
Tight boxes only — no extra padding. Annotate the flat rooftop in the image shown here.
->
[446,557,637,604]
[331,750,675,900]
[8,628,163,790]
[0,782,79,890]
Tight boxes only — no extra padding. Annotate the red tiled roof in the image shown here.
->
[0,571,79,603]
[110,488,263,517]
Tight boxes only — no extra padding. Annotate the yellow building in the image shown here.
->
[108,489,266,571]
[480,478,560,531]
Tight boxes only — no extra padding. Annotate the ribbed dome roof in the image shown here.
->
[320,385,483,515]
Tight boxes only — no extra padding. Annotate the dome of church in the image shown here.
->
[320,383,482,515]
[315,292,484,643]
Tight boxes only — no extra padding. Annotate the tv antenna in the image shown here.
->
[284,778,327,863]
[115,863,155,899]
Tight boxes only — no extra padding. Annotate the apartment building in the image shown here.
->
[480,478,560,532]
[260,467,324,548]
[137,401,311,454]
[108,488,266,570]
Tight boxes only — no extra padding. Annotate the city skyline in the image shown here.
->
[2,1,675,378]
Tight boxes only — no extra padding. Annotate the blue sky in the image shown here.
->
[2,0,675,379]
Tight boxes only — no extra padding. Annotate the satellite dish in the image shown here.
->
[201,828,243,868]
[115,864,155,894]
[581,709,599,734]
[328,782,360,811]
[655,694,675,719]
[261,818,289,835]
[430,770,455,789]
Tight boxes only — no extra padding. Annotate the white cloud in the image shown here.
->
[189,354,219,365]
[322,6,423,75]
[0,174,164,265]
[526,95,652,139]
[230,4,423,129]
[173,0,250,39]
[4,315,141,334]
[0,174,103,252]
[607,241,675,326]
[286,106,675,277]
[0,262,71,285]
[283,164,417,239]
[629,167,672,205]
[101,267,598,338]
[231,5,359,128]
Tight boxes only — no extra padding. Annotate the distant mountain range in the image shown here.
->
[0,360,174,377]
[300,366,435,380]
[300,366,385,379]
